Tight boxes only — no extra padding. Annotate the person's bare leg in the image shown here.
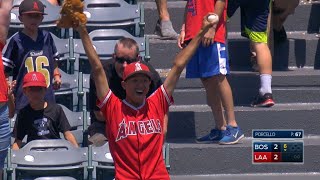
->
[215,75,238,127]
[155,0,178,39]
[201,77,227,130]
[156,0,170,21]
[252,42,273,103]
[253,42,272,75]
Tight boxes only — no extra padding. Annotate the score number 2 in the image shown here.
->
[25,56,50,87]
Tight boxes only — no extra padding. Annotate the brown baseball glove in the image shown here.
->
[56,0,87,28]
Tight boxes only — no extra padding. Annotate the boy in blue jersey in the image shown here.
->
[3,0,61,112]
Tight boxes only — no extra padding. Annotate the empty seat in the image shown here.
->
[7,139,88,180]
[80,0,145,37]
[87,143,114,180]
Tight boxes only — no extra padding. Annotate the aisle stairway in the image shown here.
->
[139,0,320,177]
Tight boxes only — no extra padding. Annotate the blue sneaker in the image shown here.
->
[219,125,244,145]
[196,129,226,143]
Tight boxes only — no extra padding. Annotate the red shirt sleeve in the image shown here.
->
[148,85,174,117]
[96,90,120,124]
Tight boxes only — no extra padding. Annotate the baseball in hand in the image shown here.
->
[207,14,219,23]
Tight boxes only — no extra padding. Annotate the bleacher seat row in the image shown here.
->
[4,140,170,180]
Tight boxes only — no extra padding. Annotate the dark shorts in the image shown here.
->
[227,0,271,43]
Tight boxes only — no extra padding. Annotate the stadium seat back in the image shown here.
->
[74,29,149,74]
[82,0,144,36]
[8,140,88,180]
[88,143,114,180]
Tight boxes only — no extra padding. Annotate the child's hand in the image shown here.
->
[53,76,62,90]
[177,31,186,49]
[202,28,216,47]
[201,13,219,47]
[7,80,16,96]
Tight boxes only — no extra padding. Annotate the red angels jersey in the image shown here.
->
[98,85,173,180]
[185,0,227,43]
[0,42,8,102]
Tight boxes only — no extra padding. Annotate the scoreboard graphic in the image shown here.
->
[252,130,304,164]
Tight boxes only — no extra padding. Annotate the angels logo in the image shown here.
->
[31,73,38,81]
[33,2,39,11]
[116,119,162,142]
[116,119,127,142]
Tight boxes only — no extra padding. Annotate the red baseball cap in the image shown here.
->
[23,72,47,88]
[123,62,152,81]
[19,0,47,15]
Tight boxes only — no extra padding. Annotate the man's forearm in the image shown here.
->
[77,26,109,100]
[77,27,104,74]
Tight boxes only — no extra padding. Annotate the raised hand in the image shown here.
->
[7,80,16,96]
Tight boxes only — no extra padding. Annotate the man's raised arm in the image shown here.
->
[76,25,109,101]
[164,14,218,96]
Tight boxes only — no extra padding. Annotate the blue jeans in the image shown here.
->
[0,104,11,168]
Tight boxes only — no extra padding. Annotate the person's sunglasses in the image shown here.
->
[115,56,137,64]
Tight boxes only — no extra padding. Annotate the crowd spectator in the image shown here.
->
[88,37,166,146]
[0,0,13,178]
[76,10,215,179]
[227,0,275,107]
[3,0,62,112]
[178,0,244,144]
[12,72,78,150]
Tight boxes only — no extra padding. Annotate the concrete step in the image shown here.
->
[159,69,320,89]
[160,69,320,105]
[167,103,320,140]
[228,32,320,70]
[148,32,320,70]
[167,136,320,175]
[171,173,320,180]
[173,86,320,106]
[142,1,320,35]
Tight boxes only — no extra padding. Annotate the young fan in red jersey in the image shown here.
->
[76,13,217,180]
